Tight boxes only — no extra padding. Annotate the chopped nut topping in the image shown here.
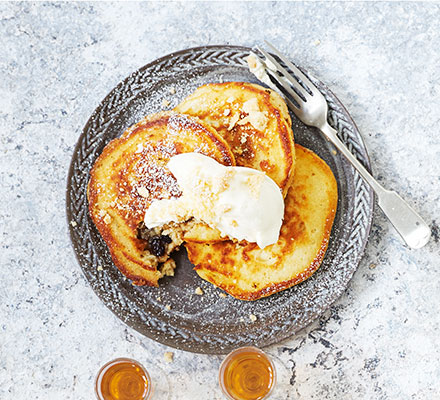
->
[97,265,103,271]
[169,87,176,94]
[103,214,112,224]
[137,186,150,198]
[237,112,268,131]
[219,293,227,298]
[162,99,171,107]
[70,220,77,227]
[227,114,240,130]
[165,304,171,311]
[249,314,257,322]
[242,98,259,114]
[239,98,268,131]
[223,109,231,116]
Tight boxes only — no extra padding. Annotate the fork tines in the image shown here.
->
[252,41,318,110]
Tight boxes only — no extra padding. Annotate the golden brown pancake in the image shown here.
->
[174,82,295,197]
[87,112,235,286]
[185,145,338,300]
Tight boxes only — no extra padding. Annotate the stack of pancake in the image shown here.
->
[88,82,338,300]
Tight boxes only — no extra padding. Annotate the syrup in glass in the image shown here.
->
[219,347,276,400]
[95,358,152,400]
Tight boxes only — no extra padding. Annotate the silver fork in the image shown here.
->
[251,41,431,249]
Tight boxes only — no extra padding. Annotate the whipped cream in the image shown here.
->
[144,153,284,248]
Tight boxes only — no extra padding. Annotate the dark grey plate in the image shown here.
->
[66,45,374,354]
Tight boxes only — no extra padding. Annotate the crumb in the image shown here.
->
[103,214,112,224]
[122,277,127,281]
[137,186,149,198]
[249,314,257,322]
[70,220,77,227]
[313,39,321,46]
[223,109,230,116]
[219,293,227,298]
[164,352,174,363]
[162,99,171,107]
[169,87,176,94]
[195,287,204,295]
[332,149,337,155]
[159,259,176,278]
[97,265,103,271]
[239,317,245,322]
[369,263,377,269]
[165,304,171,311]
[157,296,161,302]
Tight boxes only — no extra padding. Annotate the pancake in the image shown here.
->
[87,112,235,286]
[185,145,338,300]
[174,82,295,197]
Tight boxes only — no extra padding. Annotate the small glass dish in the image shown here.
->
[95,357,152,400]
[219,346,277,400]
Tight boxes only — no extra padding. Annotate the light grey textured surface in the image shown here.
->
[1,2,439,399]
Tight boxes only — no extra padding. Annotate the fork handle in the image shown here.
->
[321,123,431,249]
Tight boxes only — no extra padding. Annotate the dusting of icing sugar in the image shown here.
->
[72,52,372,353]
[134,153,181,200]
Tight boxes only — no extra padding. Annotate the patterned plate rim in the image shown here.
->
[66,45,375,354]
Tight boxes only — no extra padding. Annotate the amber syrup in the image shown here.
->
[219,347,276,400]
[95,358,151,400]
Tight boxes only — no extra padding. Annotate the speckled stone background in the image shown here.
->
[1,2,439,399]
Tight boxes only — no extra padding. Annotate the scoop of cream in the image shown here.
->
[144,153,284,249]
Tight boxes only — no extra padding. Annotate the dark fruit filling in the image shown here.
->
[148,235,172,257]
[137,221,172,257]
